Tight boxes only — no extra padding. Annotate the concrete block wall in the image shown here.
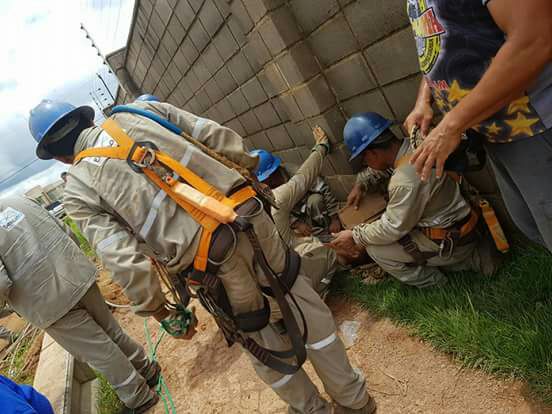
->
[115,0,503,210]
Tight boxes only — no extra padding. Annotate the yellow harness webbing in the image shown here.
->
[74,118,256,271]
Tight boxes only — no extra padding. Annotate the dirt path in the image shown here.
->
[116,298,551,414]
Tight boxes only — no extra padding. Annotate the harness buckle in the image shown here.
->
[126,141,159,173]
[439,234,455,259]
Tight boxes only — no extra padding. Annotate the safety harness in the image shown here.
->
[394,127,481,266]
[74,111,307,375]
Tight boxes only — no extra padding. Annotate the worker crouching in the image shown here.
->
[28,98,375,414]
[329,113,501,288]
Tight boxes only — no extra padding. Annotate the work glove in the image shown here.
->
[312,126,331,154]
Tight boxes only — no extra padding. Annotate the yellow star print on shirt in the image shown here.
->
[507,96,531,115]
[447,80,470,102]
[486,122,502,137]
[505,113,539,137]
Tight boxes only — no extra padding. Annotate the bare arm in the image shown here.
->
[412,0,552,180]
[403,78,434,136]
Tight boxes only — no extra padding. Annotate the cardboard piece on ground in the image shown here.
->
[339,193,387,229]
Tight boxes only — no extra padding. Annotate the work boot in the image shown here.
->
[123,393,160,414]
[334,396,377,414]
[146,362,162,388]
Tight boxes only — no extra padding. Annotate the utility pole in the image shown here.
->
[97,72,115,101]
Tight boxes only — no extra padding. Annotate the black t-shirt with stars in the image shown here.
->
[407,0,552,143]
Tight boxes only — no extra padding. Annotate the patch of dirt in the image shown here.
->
[97,266,129,306]
[114,298,551,414]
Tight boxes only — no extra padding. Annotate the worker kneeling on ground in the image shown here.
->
[0,196,160,413]
[253,127,366,295]
[28,98,375,414]
[253,146,342,238]
[328,113,500,288]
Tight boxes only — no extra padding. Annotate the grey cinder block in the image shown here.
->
[308,14,357,68]
[325,53,376,100]
[258,7,302,57]
[240,110,263,135]
[266,124,294,150]
[289,0,340,34]
[364,28,420,86]
[275,41,319,87]
[242,76,269,107]
[254,101,281,129]
[292,75,335,118]
[341,90,394,120]
[228,88,250,115]
[344,0,409,47]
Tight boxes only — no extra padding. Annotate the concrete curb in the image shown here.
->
[33,334,99,414]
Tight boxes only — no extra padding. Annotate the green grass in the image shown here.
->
[334,244,552,404]
[64,217,96,257]
[0,335,35,385]
[96,374,124,414]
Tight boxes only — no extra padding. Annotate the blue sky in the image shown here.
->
[0,0,135,196]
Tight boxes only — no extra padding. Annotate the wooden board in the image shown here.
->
[338,193,387,229]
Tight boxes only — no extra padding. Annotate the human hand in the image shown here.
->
[328,215,342,234]
[326,230,360,258]
[312,125,331,153]
[410,117,463,181]
[403,101,434,137]
[346,183,364,210]
[293,221,313,237]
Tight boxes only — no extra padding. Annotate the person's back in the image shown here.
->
[65,101,249,275]
[0,196,95,328]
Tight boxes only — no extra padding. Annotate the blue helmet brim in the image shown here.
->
[35,105,95,160]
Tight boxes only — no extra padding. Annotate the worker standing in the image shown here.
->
[329,113,500,287]
[28,98,375,414]
[404,0,552,251]
[0,196,160,413]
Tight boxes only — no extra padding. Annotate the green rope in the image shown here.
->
[144,319,177,414]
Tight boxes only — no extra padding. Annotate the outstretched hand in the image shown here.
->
[312,125,331,153]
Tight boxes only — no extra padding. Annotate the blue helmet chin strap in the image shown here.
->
[111,105,182,135]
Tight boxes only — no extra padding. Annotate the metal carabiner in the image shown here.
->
[439,234,455,259]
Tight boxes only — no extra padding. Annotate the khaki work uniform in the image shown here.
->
[282,163,339,236]
[272,146,338,293]
[0,197,155,409]
[352,140,489,288]
[63,101,369,413]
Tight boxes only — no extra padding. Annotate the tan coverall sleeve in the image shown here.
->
[352,181,427,246]
[272,146,327,244]
[64,190,166,317]
[150,102,258,171]
[356,168,392,193]
[0,258,12,309]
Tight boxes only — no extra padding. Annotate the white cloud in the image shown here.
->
[0,0,134,192]
[0,163,68,197]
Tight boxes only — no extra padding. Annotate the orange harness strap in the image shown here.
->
[420,208,479,241]
[74,118,256,272]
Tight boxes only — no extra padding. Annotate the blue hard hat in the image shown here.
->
[344,112,394,161]
[29,100,94,160]
[135,94,160,102]
[250,149,282,182]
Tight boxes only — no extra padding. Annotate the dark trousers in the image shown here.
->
[485,129,552,252]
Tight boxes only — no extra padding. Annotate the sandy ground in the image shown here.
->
[115,297,552,414]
